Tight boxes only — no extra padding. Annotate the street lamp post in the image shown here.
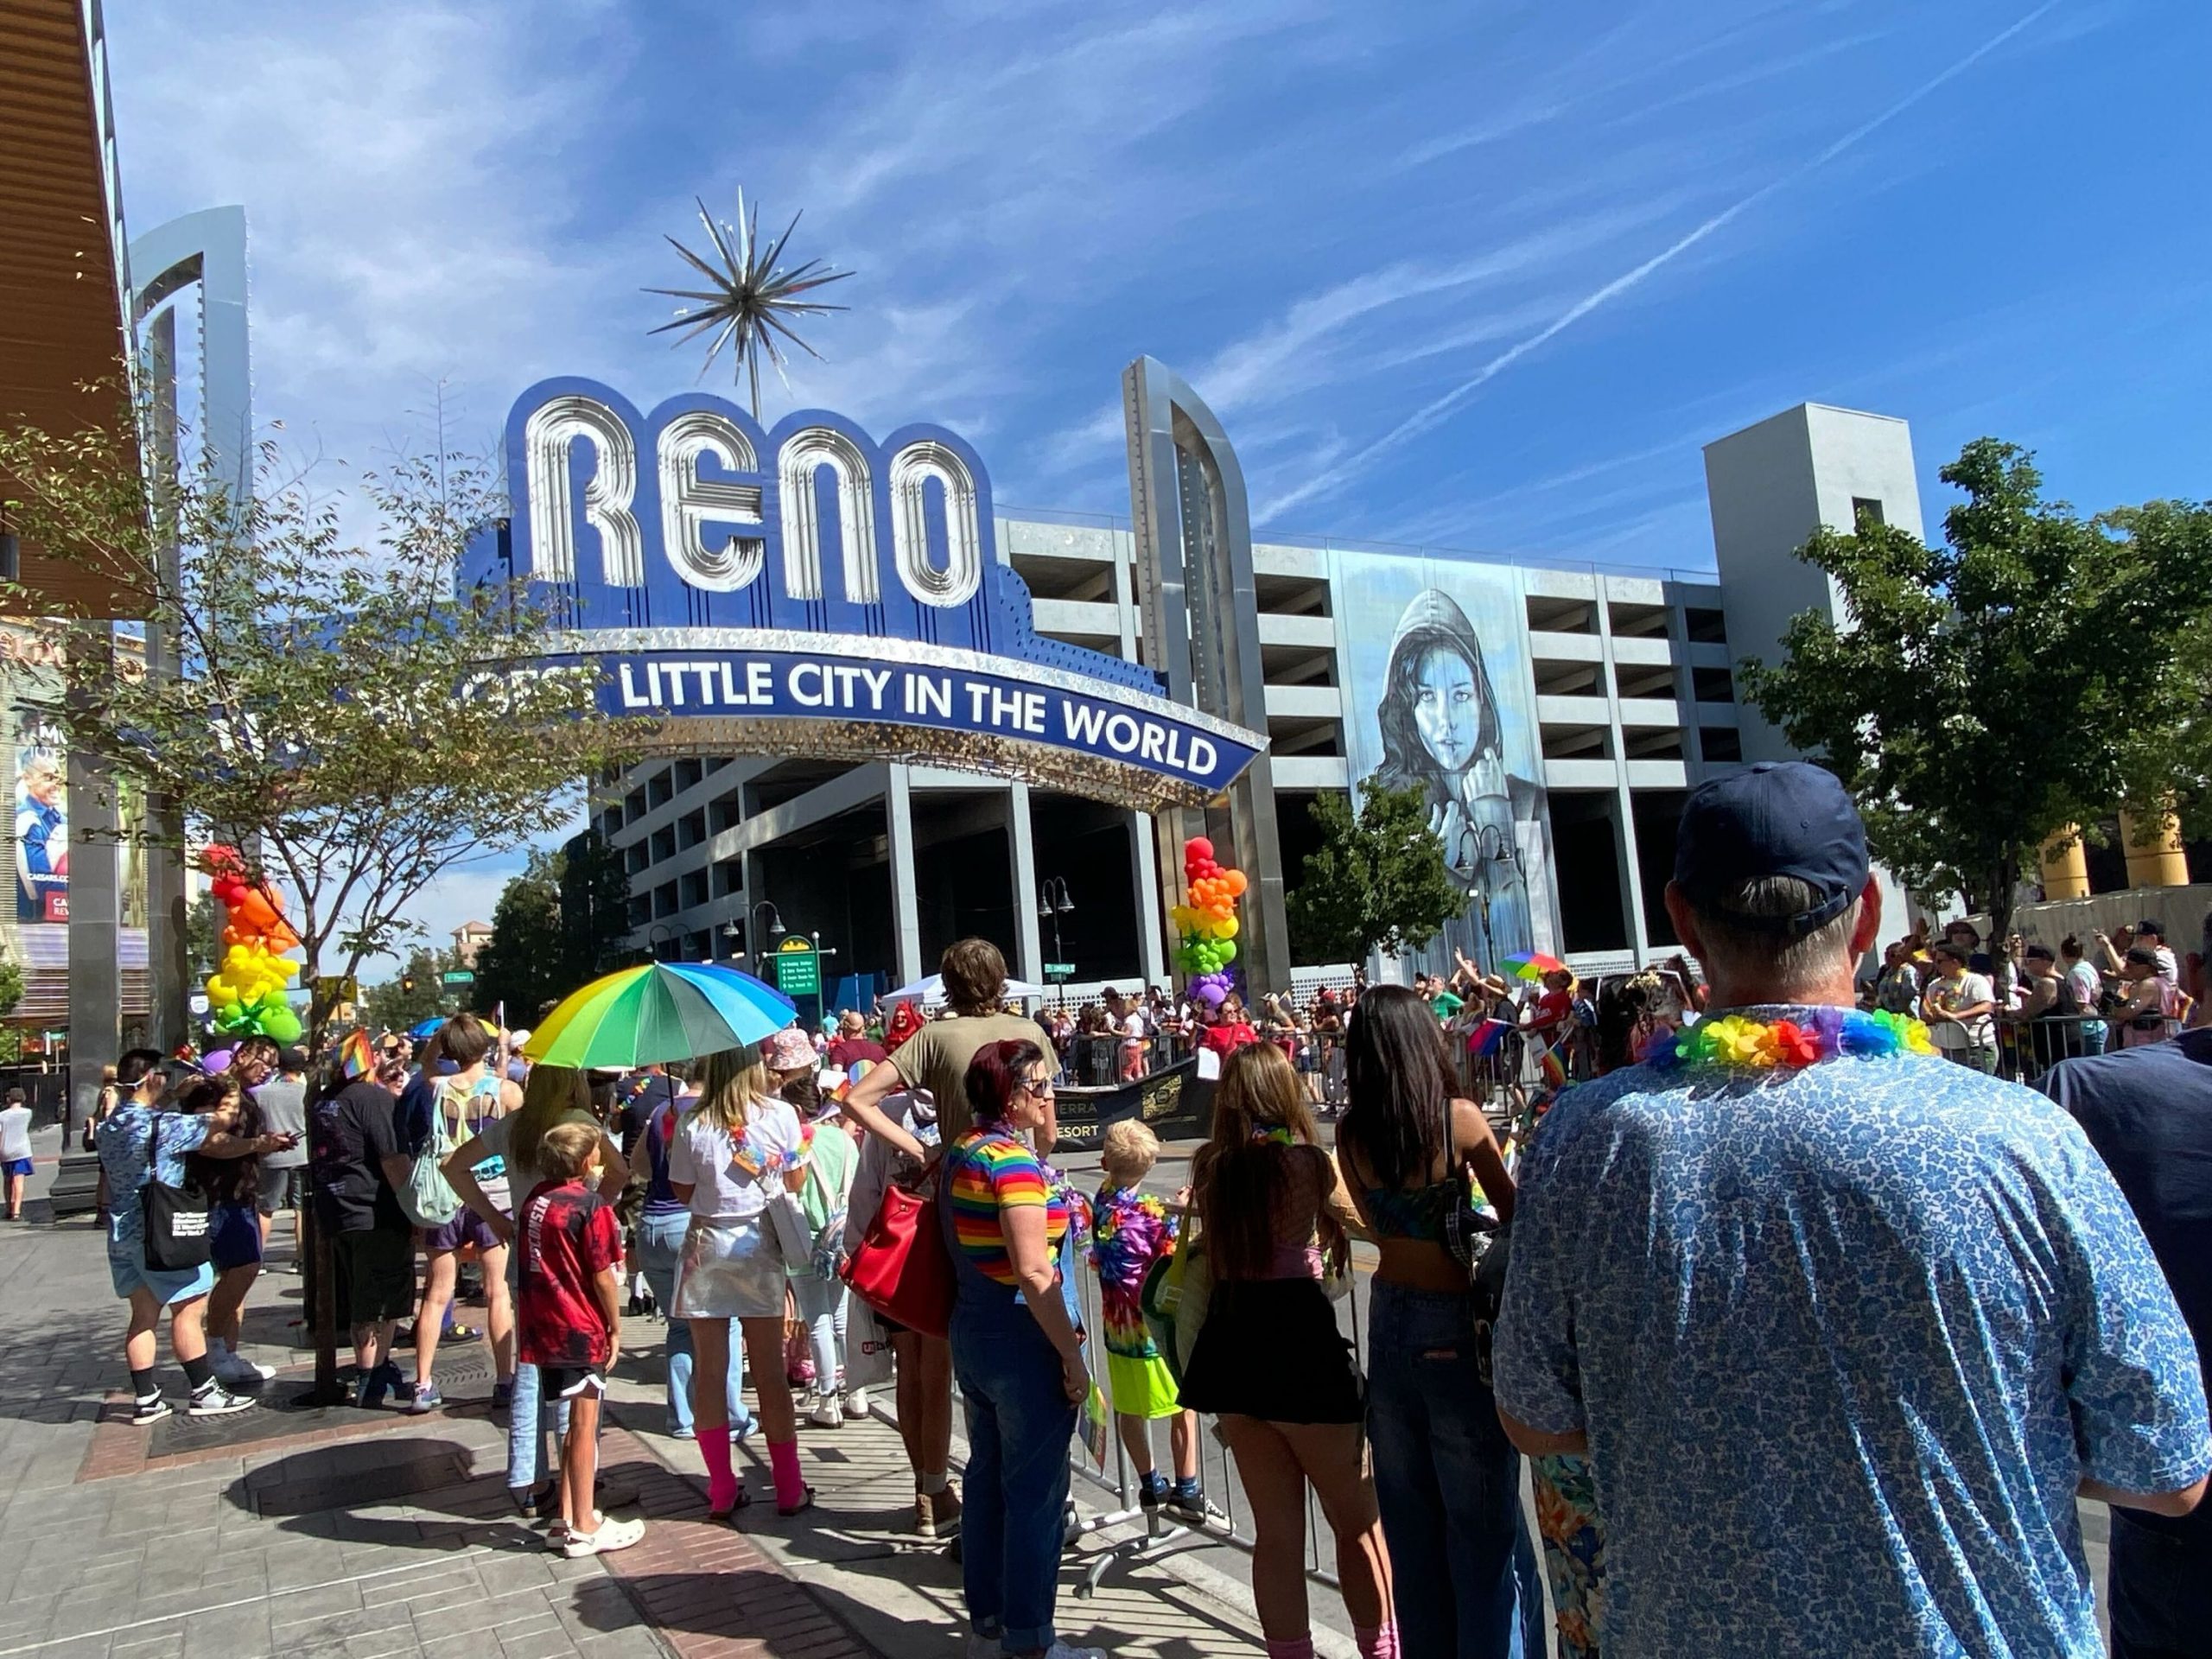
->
[749,900,786,978]
[1465,823,1516,970]
[1038,877,1074,988]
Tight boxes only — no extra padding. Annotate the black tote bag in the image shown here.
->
[140,1114,213,1271]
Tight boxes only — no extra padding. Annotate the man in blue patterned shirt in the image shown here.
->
[1496,763,2209,1657]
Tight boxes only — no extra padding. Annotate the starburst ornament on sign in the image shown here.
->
[646,191,852,418]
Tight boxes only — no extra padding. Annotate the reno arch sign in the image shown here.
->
[464,378,1266,810]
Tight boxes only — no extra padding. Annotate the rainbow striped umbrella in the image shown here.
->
[523,962,796,1069]
[1502,950,1567,982]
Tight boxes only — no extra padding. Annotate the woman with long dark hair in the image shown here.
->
[940,1039,1102,1659]
[1337,984,1541,1656]
[1179,1043,1393,1659]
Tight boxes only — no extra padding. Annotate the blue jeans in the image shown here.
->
[638,1209,754,1434]
[2107,1511,2212,1659]
[1365,1280,1544,1659]
[506,1363,568,1494]
[950,1284,1076,1653]
[791,1272,848,1399]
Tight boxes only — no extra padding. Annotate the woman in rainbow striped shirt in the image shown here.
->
[940,1039,1103,1659]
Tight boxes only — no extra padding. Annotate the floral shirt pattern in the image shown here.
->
[1088,1185,1179,1360]
[1497,1004,2212,1658]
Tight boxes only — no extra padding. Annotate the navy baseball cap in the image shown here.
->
[1674,762,1870,937]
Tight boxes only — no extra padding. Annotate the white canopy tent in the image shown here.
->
[881,972,1052,1007]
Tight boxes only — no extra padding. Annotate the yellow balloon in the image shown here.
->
[1218,915,1240,939]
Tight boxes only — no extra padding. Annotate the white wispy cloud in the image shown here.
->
[1257,0,2066,525]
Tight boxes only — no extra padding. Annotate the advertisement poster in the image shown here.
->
[1329,550,1557,977]
[15,734,67,923]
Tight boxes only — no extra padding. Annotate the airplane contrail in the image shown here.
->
[1260,1,2063,524]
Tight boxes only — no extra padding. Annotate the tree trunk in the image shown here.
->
[1987,857,2020,1005]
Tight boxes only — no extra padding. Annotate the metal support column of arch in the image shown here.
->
[1122,357,1290,995]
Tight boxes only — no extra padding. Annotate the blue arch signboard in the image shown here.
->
[462,379,1267,810]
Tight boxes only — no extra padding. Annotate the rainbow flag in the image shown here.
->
[1539,1042,1568,1089]
[1465,1018,1510,1058]
[339,1028,374,1080]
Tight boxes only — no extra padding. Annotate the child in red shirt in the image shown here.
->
[518,1122,640,1558]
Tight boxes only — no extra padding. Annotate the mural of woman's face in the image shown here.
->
[1412,645,1478,772]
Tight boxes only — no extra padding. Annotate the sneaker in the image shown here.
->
[563,1513,645,1559]
[916,1484,962,1539]
[1166,1482,1207,1526]
[731,1414,759,1442]
[1040,1645,1107,1659]
[373,1362,414,1405]
[670,1423,696,1441]
[353,1372,387,1410]
[490,1380,513,1411]
[842,1389,870,1420]
[965,1632,1001,1659]
[130,1394,171,1427]
[1138,1471,1169,1511]
[187,1383,256,1418]
[409,1381,444,1414]
[625,1293,645,1318]
[213,1348,274,1386]
[807,1397,842,1429]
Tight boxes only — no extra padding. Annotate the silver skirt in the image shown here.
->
[671,1215,786,1320]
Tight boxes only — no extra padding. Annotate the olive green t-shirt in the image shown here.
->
[892,1012,1055,1142]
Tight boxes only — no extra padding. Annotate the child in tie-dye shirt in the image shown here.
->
[1089,1121,1205,1523]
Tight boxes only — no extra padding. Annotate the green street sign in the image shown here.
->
[774,938,820,997]
[1044,962,1075,980]
[442,970,476,985]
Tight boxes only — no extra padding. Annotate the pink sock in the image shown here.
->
[769,1437,808,1510]
[1263,1639,1315,1659]
[699,1428,739,1513]
[1353,1622,1398,1659]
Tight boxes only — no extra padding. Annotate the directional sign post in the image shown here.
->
[442,970,476,987]
[1044,963,1076,982]
[774,937,821,1027]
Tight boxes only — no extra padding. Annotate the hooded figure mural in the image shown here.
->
[1372,588,1541,969]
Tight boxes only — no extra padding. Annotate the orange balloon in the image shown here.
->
[1224,868,1249,897]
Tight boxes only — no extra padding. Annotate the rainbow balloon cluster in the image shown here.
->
[198,845,305,1045]
[1171,836,1249,1008]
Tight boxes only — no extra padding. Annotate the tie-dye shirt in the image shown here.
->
[1088,1185,1179,1359]
[946,1127,1067,1289]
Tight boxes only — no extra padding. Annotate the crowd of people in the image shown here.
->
[74,762,2212,1657]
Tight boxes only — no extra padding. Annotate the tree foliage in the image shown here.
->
[473,849,570,1021]
[1285,779,1464,965]
[0,403,649,1029]
[1738,437,2212,957]
[362,944,467,1034]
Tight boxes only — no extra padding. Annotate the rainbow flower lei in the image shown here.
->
[1637,1007,1937,1073]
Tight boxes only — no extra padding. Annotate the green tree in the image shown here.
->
[362,944,466,1033]
[474,849,570,1020]
[1285,779,1464,965]
[558,828,632,982]
[183,891,219,986]
[0,404,647,1032]
[1738,438,2212,967]
[0,958,22,1021]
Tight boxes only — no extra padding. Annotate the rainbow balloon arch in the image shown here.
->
[196,845,306,1045]
[1171,836,1249,1009]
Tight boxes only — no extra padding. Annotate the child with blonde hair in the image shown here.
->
[1089,1118,1204,1522]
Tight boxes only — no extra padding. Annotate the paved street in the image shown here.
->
[0,1128,1344,1659]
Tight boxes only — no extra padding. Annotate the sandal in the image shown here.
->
[708,1487,752,1522]
[777,1485,816,1518]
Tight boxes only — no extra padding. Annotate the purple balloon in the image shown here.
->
[1194,983,1229,1008]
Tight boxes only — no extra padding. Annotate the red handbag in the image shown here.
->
[840,1162,955,1339]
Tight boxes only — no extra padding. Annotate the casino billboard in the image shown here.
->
[464,379,1268,812]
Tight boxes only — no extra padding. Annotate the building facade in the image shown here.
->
[594,402,1927,1002]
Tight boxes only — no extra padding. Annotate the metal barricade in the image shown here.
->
[1053,1233,1374,1598]
[1991,1011,2113,1084]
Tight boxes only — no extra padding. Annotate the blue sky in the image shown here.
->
[101,0,2212,969]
